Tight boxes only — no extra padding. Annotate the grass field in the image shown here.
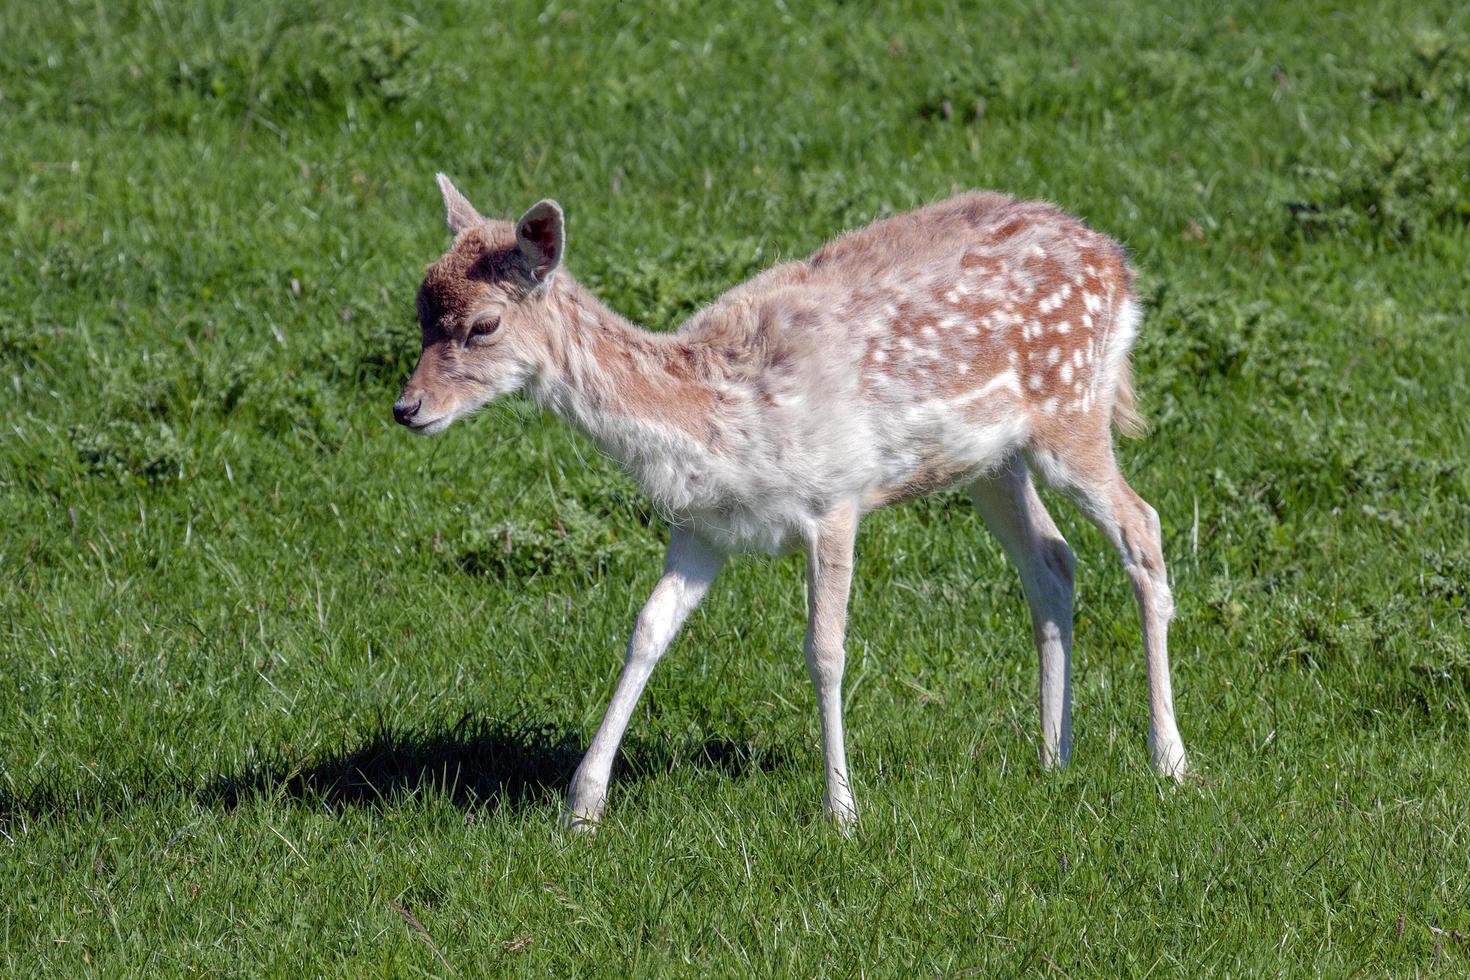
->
[3,0,1469,973]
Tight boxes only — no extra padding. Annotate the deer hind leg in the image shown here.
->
[1028,444,1188,779]
[969,455,1076,769]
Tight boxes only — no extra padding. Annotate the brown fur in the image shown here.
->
[401,190,1150,504]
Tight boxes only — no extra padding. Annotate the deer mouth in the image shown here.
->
[404,414,452,435]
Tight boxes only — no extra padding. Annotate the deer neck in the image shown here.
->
[525,279,716,467]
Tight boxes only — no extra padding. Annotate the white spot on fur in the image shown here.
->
[951,368,1021,404]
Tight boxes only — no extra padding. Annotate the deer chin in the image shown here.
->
[403,413,456,435]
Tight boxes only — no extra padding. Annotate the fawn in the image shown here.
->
[395,175,1188,829]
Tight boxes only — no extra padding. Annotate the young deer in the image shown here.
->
[395,175,1188,830]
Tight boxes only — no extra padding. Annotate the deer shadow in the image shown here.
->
[200,713,797,815]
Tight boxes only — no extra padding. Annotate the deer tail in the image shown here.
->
[1111,357,1148,439]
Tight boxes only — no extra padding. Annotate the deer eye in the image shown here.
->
[468,315,501,339]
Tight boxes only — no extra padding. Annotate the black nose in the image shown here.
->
[393,397,422,426]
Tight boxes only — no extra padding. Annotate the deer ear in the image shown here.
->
[436,173,483,235]
[515,199,565,283]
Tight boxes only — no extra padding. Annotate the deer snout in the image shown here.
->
[393,395,423,426]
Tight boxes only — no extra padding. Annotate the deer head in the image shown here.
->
[393,175,566,434]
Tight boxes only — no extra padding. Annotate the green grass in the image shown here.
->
[3,0,1469,973]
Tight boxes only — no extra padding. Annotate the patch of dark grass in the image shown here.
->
[201,715,796,814]
[564,469,661,529]
[1282,132,1470,243]
[242,369,350,445]
[1365,33,1470,106]
[70,420,189,483]
[450,498,659,584]
[1420,549,1470,610]
[162,16,427,127]
[584,237,770,331]
[64,348,217,481]
[1366,654,1470,733]
[1129,282,1358,430]
[914,34,1216,130]
[1255,421,1460,515]
[0,758,193,832]
[1137,284,1258,392]
[304,303,418,390]
[0,313,65,364]
[0,717,797,831]
[202,716,582,814]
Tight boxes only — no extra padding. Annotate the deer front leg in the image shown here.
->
[563,527,724,832]
[805,502,860,828]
